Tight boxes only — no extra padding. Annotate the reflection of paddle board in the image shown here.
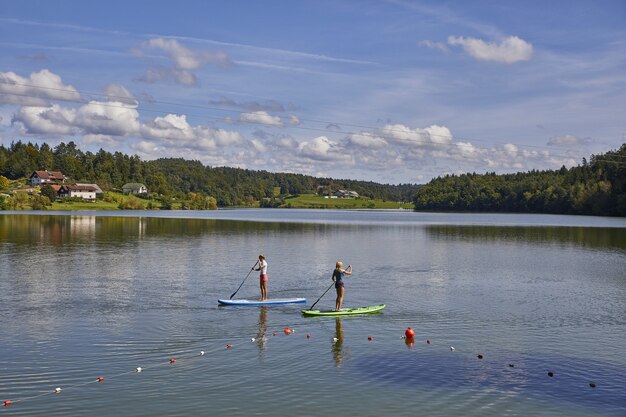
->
[218,298,306,306]
[302,304,385,316]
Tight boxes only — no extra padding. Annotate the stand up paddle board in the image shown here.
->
[301,304,385,316]
[218,298,306,306]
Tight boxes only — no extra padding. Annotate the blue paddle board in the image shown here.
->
[218,298,306,306]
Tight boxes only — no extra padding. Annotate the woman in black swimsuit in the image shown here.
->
[332,261,352,311]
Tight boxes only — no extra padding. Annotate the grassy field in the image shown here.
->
[50,200,123,210]
[281,194,414,209]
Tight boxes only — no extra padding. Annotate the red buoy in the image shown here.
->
[306,334,311,339]
[272,333,277,337]
[169,358,176,364]
[426,339,431,345]
[368,336,373,341]
[405,327,415,338]
[284,327,292,335]
[3,400,11,407]
[226,344,232,349]
[97,377,104,382]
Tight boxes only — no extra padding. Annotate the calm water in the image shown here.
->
[0,210,625,417]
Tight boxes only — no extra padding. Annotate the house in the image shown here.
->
[122,183,147,195]
[333,189,359,199]
[58,185,97,201]
[30,170,66,187]
[75,183,103,195]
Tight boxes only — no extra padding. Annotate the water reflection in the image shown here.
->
[256,306,268,354]
[425,225,626,251]
[332,318,348,367]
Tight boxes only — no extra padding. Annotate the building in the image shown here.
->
[122,183,148,195]
[30,170,66,187]
[75,183,104,195]
[58,185,97,201]
[333,189,360,198]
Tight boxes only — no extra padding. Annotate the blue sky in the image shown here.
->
[1,0,625,183]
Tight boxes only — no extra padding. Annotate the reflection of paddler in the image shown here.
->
[256,306,268,352]
[332,317,344,367]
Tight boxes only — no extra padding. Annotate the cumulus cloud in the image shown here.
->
[141,113,244,150]
[12,104,77,134]
[135,38,231,86]
[74,100,140,136]
[0,69,80,106]
[348,132,387,148]
[547,134,591,146]
[380,124,453,147]
[448,35,533,63]
[103,84,137,106]
[239,111,283,127]
[298,136,352,162]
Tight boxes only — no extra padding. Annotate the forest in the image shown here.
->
[413,144,626,217]
[0,141,419,206]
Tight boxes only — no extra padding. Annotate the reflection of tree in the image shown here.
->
[332,318,344,367]
[256,306,268,354]
[425,225,626,251]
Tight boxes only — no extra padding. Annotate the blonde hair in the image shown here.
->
[259,254,266,260]
[335,261,343,269]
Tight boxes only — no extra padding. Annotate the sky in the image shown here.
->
[1,0,625,184]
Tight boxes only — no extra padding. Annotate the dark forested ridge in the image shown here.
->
[414,144,626,217]
[0,141,419,205]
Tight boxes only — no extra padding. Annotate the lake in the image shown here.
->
[1,210,625,416]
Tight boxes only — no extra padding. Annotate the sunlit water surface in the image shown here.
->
[1,210,625,416]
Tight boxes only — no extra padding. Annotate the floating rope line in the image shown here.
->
[1,325,600,411]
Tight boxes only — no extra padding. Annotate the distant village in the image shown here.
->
[12,170,148,202]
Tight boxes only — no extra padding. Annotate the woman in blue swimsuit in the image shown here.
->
[332,261,352,311]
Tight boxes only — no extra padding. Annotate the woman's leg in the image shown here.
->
[335,286,344,311]
[261,281,268,301]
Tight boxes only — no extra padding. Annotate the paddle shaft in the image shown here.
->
[308,281,335,310]
[230,260,259,299]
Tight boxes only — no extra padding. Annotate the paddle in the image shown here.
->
[308,280,334,311]
[230,260,259,299]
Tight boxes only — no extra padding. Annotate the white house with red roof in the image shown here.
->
[30,170,66,187]
[58,185,98,201]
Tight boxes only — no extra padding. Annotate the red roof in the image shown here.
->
[32,170,66,180]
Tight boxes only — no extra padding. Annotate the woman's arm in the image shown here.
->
[343,265,353,275]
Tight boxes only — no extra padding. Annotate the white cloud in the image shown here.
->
[143,38,231,69]
[0,69,80,105]
[103,84,137,106]
[547,134,590,146]
[12,104,77,134]
[448,35,533,63]
[348,132,388,148]
[135,38,231,86]
[82,134,122,147]
[239,111,283,127]
[298,136,351,162]
[75,100,140,136]
[141,113,244,150]
[250,139,267,152]
[380,124,452,147]
[419,40,449,52]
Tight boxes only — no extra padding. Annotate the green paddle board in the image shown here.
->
[301,304,385,317]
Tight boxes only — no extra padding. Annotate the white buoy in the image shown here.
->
[251,338,256,342]
[200,351,205,356]
[54,387,62,394]
[136,367,142,373]
[450,347,455,351]
[333,337,338,342]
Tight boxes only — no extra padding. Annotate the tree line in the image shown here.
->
[413,144,626,217]
[0,140,420,206]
